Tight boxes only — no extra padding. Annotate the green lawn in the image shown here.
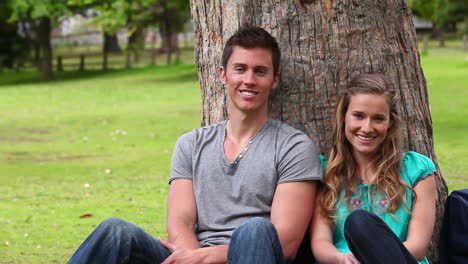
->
[421,53,468,191]
[0,64,201,263]
[0,45,466,263]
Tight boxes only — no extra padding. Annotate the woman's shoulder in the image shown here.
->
[402,151,435,169]
[319,155,328,175]
[401,151,437,186]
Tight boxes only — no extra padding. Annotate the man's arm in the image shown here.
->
[270,180,318,260]
[165,179,228,264]
[166,179,200,249]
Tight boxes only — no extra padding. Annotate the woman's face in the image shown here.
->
[344,93,392,160]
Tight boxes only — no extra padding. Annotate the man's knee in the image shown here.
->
[98,218,141,237]
[233,217,276,239]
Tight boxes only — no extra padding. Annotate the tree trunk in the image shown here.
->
[160,31,180,53]
[464,35,468,53]
[128,27,146,63]
[37,17,53,80]
[439,31,445,48]
[189,0,448,262]
[103,33,121,53]
[162,0,173,65]
[102,51,108,71]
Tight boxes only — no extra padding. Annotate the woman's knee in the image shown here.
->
[345,209,387,240]
[344,210,372,237]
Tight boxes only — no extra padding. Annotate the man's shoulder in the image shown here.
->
[268,119,312,142]
[269,119,306,134]
[178,120,226,142]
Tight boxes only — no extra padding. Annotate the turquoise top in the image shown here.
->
[320,151,436,264]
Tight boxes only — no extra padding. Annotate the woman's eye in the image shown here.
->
[353,113,363,119]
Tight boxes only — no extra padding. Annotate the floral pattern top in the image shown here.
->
[319,151,436,264]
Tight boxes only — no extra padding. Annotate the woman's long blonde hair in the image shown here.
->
[321,73,411,220]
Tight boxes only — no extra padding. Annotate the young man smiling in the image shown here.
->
[68,25,322,264]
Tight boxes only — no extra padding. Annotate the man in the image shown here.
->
[68,25,322,264]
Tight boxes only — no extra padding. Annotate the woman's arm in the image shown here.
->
[310,194,360,264]
[403,174,436,261]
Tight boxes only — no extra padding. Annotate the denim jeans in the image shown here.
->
[228,217,288,264]
[344,209,418,264]
[439,189,468,264]
[68,217,288,264]
[67,218,171,264]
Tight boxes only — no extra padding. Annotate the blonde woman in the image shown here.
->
[311,73,436,264]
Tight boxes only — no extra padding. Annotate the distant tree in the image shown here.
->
[8,0,75,80]
[409,0,468,30]
[409,0,467,46]
[435,0,468,30]
[0,2,31,70]
[77,0,190,65]
[158,0,190,64]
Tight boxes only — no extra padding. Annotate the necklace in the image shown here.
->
[232,139,253,165]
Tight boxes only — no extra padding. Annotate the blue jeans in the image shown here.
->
[344,210,418,264]
[228,217,288,264]
[68,217,288,264]
[68,218,171,264]
[439,189,468,264]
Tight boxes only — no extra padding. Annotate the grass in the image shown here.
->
[419,43,468,191]
[0,63,201,263]
[0,41,466,263]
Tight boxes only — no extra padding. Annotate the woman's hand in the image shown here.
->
[336,252,360,264]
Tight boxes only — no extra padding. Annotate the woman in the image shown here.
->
[311,73,437,264]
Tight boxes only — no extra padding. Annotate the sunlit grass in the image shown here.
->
[0,63,201,263]
[420,51,468,191]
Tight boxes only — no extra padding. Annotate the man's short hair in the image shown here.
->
[221,25,281,75]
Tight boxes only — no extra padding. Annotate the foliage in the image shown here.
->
[409,0,468,29]
[0,2,31,69]
[8,0,73,22]
[436,0,468,29]
[68,0,190,35]
[456,17,468,36]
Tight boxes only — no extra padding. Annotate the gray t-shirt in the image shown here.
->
[169,119,322,247]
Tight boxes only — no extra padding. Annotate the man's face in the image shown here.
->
[219,46,280,115]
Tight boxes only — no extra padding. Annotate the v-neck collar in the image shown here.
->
[220,119,272,167]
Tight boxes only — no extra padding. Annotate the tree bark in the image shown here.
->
[160,31,180,53]
[37,17,53,80]
[162,0,172,65]
[102,33,120,70]
[189,0,448,262]
[103,33,121,53]
[128,27,146,63]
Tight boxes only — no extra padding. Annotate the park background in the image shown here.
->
[0,0,467,263]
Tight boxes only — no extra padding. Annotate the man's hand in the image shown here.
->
[159,238,205,264]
